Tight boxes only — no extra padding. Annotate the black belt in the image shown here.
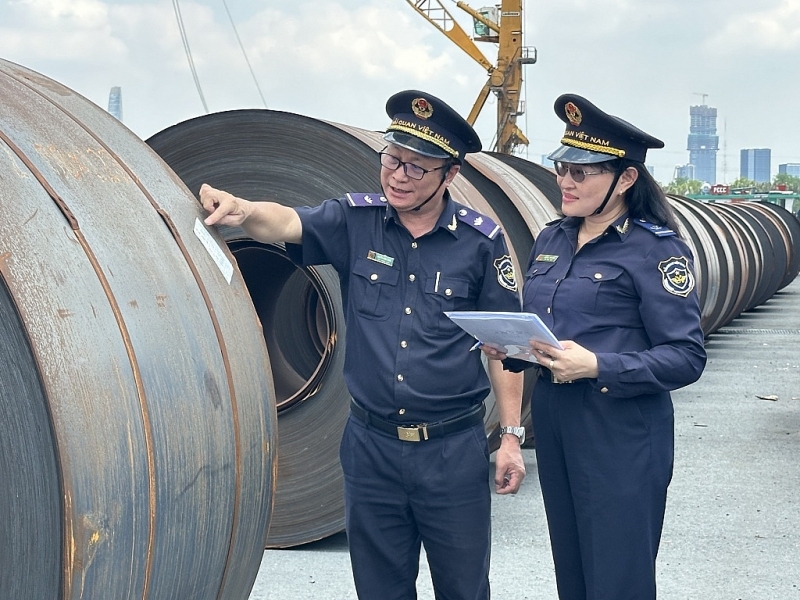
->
[349,400,485,442]
[539,367,577,384]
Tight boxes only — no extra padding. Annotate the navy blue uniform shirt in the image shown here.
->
[518,214,706,397]
[286,191,521,422]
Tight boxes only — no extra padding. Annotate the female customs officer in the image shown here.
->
[486,94,707,599]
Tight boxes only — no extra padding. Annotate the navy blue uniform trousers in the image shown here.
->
[532,378,674,600]
[340,415,491,600]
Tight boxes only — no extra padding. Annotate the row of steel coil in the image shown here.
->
[1,59,798,599]
[147,108,800,550]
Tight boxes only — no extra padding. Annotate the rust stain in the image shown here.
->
[72,513,109,599]
[57,308,73,319]
[129,300,139,309]
[155,294,167,308]
[35,143,89,180]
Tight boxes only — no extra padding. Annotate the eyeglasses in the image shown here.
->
[554,161,607,183]
[379,152,449,181]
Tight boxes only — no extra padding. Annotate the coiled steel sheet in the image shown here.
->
[0,59,276,599]
[146,111,800,550]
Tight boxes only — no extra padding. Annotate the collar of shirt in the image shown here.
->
[383,190,461,238]
[560,213,632,242]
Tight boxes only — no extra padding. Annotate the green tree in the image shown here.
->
[729,177,757,192]
[773,173,800,193]
[662,178,703,196]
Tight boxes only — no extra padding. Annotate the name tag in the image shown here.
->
[535,254,558,263]
[367,250,395,267]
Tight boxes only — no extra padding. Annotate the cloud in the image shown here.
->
[707,0,800,53]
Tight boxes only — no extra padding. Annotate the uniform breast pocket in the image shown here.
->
[523,261,557,306]
[572,265,627,314]
[424,276,471,335]
[352,257,400,321]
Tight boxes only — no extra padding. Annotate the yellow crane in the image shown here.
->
[405,0,536,155]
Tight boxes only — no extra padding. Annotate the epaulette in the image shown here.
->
[632,218,675,237]
[345,192,388,207]
[455,206,501,239]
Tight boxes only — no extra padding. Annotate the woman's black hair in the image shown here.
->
[598,158,682,234]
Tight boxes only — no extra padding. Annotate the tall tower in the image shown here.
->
[107,86,123,122]
[687,104,718,184]
[740,148,771,183]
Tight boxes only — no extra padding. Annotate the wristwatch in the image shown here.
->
[499,426,525,445]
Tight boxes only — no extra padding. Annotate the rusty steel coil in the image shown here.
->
[147,108,800,550]
[0,60,276,599]
[668,195,800,332]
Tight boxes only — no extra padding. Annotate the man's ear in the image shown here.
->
[445,164,461,185]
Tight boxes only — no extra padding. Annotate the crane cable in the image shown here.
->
[172,0,209,114]
[222,0,268,108]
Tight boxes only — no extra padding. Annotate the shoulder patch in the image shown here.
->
[658,256,695,297]
[633,218,675,237]
[455,206,501,239]
[346,192,388,207]
[494,255,518,292]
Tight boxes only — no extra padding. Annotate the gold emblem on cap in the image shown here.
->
[412,97,434,120]
[565,101,582,126]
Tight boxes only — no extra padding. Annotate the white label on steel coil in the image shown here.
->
[194,217,233,284]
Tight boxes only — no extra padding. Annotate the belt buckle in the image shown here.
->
[551,372,573,384]
[397,424,428,442]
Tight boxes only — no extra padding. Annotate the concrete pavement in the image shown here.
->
[249,277,800,599]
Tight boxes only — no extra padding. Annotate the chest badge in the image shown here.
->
[494,255,518,292]
[367,250,395,267]
[448,214,458,231]
[535,254,558,263]
[658,256,695,297]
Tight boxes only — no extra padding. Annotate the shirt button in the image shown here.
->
[411,242,418,249]
[445,288,452,296]
[370,273,378,281]
[547,307,551,314]
[409,274,416,282]
[600,387,608,394]
[405,307,412,315]
[400,340,408,348]
[594,273,603,279]
[397,374,404,382]
[399,408,406,415]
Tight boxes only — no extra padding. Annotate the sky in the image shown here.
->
[2,0,800,185]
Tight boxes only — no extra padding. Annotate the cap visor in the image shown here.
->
[547,145,618,164]
[383,131,451,159]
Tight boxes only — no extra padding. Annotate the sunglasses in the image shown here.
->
[379,152,449,181]
[553,161,608,183]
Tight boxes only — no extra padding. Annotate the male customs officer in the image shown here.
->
[199,90,526,600]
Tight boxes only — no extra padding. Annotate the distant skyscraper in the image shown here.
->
[674,164,696,181]
[687,105,718,184]
[740,148,771,183]
[778,163,800,177]
[108,86,123,122]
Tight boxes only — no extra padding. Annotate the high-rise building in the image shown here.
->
[108,86,123,122]
[687,105,718,184]
[778,163,800,177]
[674,164,696,181]
[740,148,771,183]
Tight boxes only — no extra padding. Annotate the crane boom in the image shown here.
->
[405,0,494,72]
[405,0,535,154]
